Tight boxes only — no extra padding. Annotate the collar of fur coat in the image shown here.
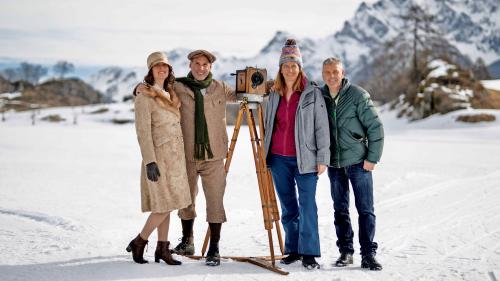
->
[140,83,181,118]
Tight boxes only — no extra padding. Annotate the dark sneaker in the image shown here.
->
[171,236,194,255]
[335,252,353,267]
[205,243,220,266]
[361,255,382,271]
[302,255,320,270]
[280,253,301,265]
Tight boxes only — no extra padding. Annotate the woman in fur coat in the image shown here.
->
[126,51,191,265]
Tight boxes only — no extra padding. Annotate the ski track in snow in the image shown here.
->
[0,207,81,231]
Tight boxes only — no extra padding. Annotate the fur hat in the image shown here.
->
[147,51,171,70]
[279,39,302,67]
[187,49,216,63]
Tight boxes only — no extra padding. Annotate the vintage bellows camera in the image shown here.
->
[234,67,267,95]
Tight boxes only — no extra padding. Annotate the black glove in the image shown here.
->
[146,162,160,182]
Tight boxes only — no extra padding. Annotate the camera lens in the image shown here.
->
[251,71,264,89]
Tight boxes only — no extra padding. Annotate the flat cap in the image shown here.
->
[187,49,216,63]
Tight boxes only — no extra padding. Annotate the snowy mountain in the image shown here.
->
[221,0,500,81]
[84,0,499,98]
[305,0,500,81]
[86,67,144,103]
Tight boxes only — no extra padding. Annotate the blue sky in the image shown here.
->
[0,0,375,66]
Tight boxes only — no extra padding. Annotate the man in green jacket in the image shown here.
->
[321,57,384,271]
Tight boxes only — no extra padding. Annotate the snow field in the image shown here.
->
[1,106,500,280]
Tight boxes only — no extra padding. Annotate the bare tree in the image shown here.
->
[18,62,48,84]
[53,61,75,79]
[360,33,417,103]
[0,100,5,122]
[1,68,21,82]
[471,58,491,80]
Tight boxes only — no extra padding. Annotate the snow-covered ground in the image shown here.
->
[1,105,500,281]
[481,79,500,91]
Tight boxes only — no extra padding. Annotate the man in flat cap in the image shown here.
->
[136,49,235,266]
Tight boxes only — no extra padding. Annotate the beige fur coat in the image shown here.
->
[134,86,191,213]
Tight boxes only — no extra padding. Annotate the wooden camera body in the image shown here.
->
[235,67,267,95]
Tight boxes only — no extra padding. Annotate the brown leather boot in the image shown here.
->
[155,241,181,265]
[126,234,149,264]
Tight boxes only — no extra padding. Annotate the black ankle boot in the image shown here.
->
[172,236,194,255]
[126,234,149,264]
[280,253,301,264]
[172,219,195,255]
[335,252,353,267]
[361,255,382,271]
[155,241,181,265]
[205,242,220,266]
[302,255,320,270]
[205,223,222,266]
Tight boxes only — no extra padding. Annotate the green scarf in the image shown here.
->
[176,72,214,160]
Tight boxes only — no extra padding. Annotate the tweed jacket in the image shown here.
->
[173,79,236,162]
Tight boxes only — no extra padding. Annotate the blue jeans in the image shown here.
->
[328,161,378,257]
[268,154,320,257]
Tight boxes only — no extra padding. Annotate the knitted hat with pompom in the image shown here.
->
[279,39,302,67]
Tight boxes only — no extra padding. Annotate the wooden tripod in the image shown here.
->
[197,96,287,275]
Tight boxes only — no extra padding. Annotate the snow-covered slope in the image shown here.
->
[1,106,500,280]
[481,79,500,91]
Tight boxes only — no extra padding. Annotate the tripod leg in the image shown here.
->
[225,104,245,173]
[247,107,279,267]
[201,226,210,257]
[267,229,276,267]
[256,105,285,255]
[261,167,285,255]
[268,172,285,255]
[250,107,274,229]
[267,177,285,255]
[246,108,273,231]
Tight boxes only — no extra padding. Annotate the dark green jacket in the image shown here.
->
[321,78,384,168]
